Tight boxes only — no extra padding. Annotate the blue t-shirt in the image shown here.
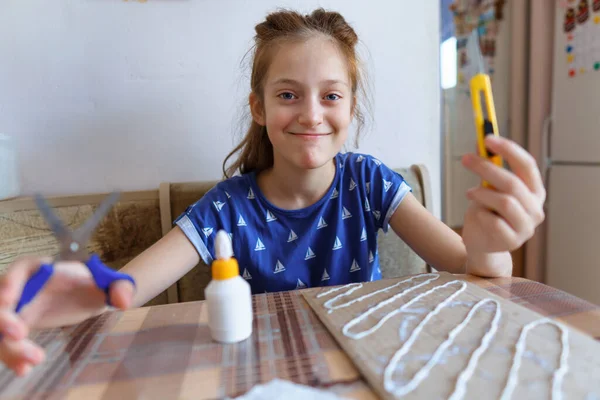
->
[174,152,411,294]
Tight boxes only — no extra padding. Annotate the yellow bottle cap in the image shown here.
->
[212,257,240,280]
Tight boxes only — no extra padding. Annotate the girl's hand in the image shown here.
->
[0,257,135,376]
[461,136,546,258]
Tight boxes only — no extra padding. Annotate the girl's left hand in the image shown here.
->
[461,136,546,255]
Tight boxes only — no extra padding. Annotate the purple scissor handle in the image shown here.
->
[14,192,136,313]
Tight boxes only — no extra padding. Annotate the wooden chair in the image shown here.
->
[160,164,433,303]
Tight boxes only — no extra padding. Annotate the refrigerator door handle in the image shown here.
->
[541,115,552,210]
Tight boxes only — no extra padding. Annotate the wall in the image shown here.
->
[0,0,441,217]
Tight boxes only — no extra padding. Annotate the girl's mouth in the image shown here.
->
[289,132,332,138]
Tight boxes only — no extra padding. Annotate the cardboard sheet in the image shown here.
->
[302,272,600,399]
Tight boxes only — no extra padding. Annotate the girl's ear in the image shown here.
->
[249,93,266,126]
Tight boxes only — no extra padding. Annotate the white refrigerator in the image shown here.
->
[545,0,600,305]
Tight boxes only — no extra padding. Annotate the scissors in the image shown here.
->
[15,192,136,313]
[465,28,503,188]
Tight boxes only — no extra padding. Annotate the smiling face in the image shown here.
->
[250,36,355,171]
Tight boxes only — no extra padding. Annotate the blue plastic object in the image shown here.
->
[15,257,135,313]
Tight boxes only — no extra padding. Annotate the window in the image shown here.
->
[441,36,457,89]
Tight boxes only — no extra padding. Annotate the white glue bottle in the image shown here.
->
[205,230,253,343]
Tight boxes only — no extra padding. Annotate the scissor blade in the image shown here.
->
[75,191,121,244]
[34,194,68,239]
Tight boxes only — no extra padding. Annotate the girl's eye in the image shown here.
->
[325,94,341,101]
[279,92,296,100]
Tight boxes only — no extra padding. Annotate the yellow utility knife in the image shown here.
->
[466,29,503,188]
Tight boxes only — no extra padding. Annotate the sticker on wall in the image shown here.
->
[594,0,600,72]
[495,0,506,20]
[450,0,506,90]
[577,0,590,23]
[563,0,600,77]
[565,8,576,33]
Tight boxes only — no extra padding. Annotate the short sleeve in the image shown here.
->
[173,184,233,265]
[363,155,412,232]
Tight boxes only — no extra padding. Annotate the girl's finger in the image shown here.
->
[0,256,52,309]
[472,205,522,252]
[0,310,28,340]
[0,337,45,375]
[483,136,546,202]
[109,280,135,310]
[467,188,534,238]
[462,154,545,225]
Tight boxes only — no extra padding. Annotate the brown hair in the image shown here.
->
[222,8,371,178]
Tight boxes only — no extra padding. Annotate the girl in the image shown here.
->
[0,8,545,375]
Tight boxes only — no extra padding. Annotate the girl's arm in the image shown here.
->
[0,226,199,375]
[388,194,512,277]
[388,193,469,274]
[120,226,200,307]
[390,136,545,278]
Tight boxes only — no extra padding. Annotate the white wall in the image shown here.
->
[1,0,441,217]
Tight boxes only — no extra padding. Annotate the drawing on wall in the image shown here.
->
[561,0,600,77]
[450,0,506,89]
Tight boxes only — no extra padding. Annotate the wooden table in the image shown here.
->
[1,274,599,399]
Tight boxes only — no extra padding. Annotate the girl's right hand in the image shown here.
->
[0,257,135,376]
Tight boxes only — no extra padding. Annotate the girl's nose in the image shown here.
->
[297,98,323,128]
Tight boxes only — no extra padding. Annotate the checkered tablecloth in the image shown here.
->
[0,274,598,400]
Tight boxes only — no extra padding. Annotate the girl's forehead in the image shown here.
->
[265,38,351,86]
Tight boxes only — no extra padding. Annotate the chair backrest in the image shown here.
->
[162,164,432,303]
[0,191,169,307]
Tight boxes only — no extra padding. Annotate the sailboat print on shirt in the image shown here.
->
[242,268,252,280]
[330,188,339,199]
[332,236,342,250]
[296,278,306,289]
[255,238,266,251]
[360,227,367,241]
[342,207,352,219]
[373,210,381,221]
[237,215,247,226]
[357,155,364,162]
[318,217,328,229]
[350,259,361,272]
[321,269,330,281]
[366,182,370,194]
[369,251,374,263]
[305,247,316,260]
[365,198,371,212]
[383,180,392,192]
[274,260,285,274]
[247,188,255,199]
[288,230,298,242]
[349,179,357,191]
[266,210,277,222]
[213,201,226,212]
[202,227,213,237]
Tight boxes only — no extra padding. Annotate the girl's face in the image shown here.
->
[252,37,354,171]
